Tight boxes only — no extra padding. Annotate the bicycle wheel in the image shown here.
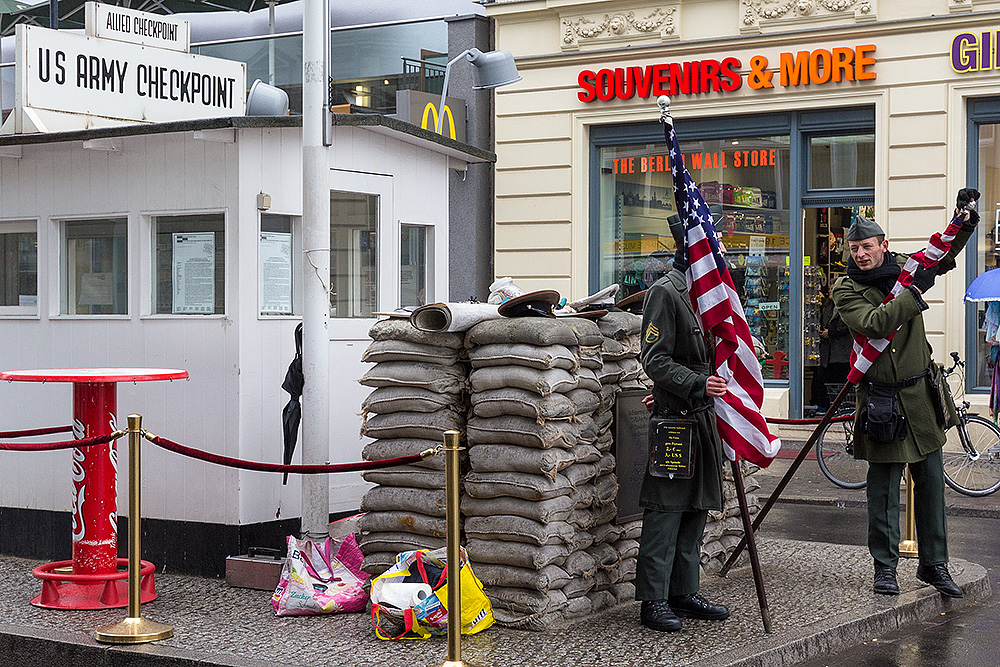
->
[816,415,868,489]
[943,414,1000,497]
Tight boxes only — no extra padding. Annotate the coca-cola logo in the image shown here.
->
[72,418,86,440]
[71,483,87,542]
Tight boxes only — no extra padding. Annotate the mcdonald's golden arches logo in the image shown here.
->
[421,101,457,140]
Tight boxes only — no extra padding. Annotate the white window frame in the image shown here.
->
[398,222,435,308]
[258,211,301,318]
[58,214,130,318]
[0,219,39,317]
[144,210,229,318]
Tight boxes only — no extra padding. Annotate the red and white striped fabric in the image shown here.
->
[664,119,780,467]
[846,215,966,384]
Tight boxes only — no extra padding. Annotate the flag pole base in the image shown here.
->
[95,617,173,644]
[899,540,919,558]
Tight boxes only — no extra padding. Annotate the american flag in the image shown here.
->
[846,214,966,384]
[663,113,781,467]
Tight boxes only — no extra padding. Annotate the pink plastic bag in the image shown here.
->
[272,534,369,616]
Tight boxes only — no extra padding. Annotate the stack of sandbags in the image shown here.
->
[700,460,762,574]
[356,318,468,575]
[461,316,614,630]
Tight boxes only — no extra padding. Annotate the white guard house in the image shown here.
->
[0,113,494,574]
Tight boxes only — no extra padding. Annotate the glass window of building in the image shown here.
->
[400,224,429,308]
[63,217,127,315]
[974,123,1000,387]
[597,136,791,377]
[260,214,294,316]
[809,134,875,189]
[0,220,37,314]
[153,214,225,315]
[330,191,378,318]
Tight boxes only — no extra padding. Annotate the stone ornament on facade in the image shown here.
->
[949,0,972,14]
[561,6,678,50]
[740,0,876,33]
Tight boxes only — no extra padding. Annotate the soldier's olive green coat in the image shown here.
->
[639,270,724,511]
[832,234,971,463]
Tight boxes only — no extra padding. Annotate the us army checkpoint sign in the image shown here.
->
[11,24,245,130]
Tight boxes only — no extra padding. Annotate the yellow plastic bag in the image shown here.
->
[370,546,494,640]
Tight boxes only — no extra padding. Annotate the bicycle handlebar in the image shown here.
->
[945,351,964,376]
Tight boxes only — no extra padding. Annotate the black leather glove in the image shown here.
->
[936,255,957,276]
[965,206,980,228]
[911,264,937,293]
[957,188,980,211]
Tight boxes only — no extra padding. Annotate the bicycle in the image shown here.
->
[940,352,1000,496]
[815,352,1000,495]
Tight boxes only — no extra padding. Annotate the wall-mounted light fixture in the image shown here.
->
[257,192,272,211]
[436,48,522,136]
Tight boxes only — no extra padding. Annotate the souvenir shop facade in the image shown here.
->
[485,0,1000,417]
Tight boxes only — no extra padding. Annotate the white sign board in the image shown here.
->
[85,2,190,53]
[172,232,215,314]
[16,25,245,125]
[259,232,293,315]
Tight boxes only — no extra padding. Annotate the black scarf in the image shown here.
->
[847,252,900,295]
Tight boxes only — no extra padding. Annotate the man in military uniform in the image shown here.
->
[832,189,978,598]
[635,216,729,632]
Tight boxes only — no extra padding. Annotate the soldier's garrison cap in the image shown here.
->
[845,215,884,241]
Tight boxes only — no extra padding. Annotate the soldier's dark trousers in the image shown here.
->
[866,447,948,569]
[635,508,707,601]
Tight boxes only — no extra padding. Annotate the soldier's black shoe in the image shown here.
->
[640,600,682,631]
[873,563,899,595]
[916,564,964,598]
[668,593,730,620]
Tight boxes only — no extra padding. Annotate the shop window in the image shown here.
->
[974,122,1000,388]
[400,224,430,308]
[153,214,225,315]
[260,214,294,316]
[809,134,875,189]
[0,221,37,315]
[62,218,127,315]
[330,191,377,318]
[597,136,791,376]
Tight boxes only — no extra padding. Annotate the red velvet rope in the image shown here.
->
[766,415,852,425]
[0,425,73,439]
[143,433,432,474]
[0,432,122,451]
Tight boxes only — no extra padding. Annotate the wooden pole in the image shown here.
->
[730,458,771,633]
[719,381,853,577]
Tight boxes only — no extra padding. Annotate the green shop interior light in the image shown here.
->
[436,48,522,136]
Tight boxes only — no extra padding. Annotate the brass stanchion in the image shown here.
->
[899,464,918,558]
[95,415,173,644]
[436,430,476,667]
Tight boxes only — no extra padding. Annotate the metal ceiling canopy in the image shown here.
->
[1,0,296,37]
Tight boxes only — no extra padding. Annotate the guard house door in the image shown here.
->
[327,168,394,511]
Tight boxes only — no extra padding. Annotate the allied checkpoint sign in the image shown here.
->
[1,3,244,134]
[85,2,191,52]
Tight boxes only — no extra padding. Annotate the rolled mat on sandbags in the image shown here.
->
[410,302,502,333]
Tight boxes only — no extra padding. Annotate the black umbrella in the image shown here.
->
[281,322,303,485]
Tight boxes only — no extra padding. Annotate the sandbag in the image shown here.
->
[560,575,595,599]
[468,444,577,479]
[598,384,620,412]
[461,494,576,524]
[593,473,619,506]
[561,461,599,487]
[575,368,602,392]
[465,470,575,501]
[563,595,593,618]
[597,360,624,385]
[597,312,642,340]
[357,531,446,554]
[591,522,623,545]
[469,388,577,422]
[359,362,465,394]
[492,608,564,631]
[473,563,571,592]
[361,465,446,489]
[486,587,568,616]
[574,444,602,464]
[619,358,643,381]
[361,551,399,576]
[586,542,621,570]
[566,388,600,414]
[600,338,628,361]
[620,520,643,540]
[363,438,446,470]
[361,339,460,365]
[559,318,604,346]
[469,366,578,396]
[362,386,460,415]
[469,343,578,371]
[577,414,599,444]
[361,409,464,441]
[467,415,578,449]
[615,538,640,561]
[360,511,446,538]
[465,516,575,547]
[611,581,636,603]
[368,318,464,349]
[563,550,598,578]
[466,539,569,569]
[360,487,446,517]
[587,589,618,614]
[575,345,603,370]
[465,318,579,348]
[596,452,616,476]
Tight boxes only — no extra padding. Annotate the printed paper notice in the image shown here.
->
[259,232,292,315]
[749,235,766,256]
[172,232,215,314]
[78,273,114,306]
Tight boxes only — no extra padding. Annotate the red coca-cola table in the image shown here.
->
[0,368,187,609]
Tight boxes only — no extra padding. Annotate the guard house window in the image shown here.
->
[809,134,875,189]
[330,191,377,318]
[63,218,127,315]
[0,221,37,314]
[260,214,294,316]
[400,224,430,308]
[597,136,791,377]
[153,214,225,315]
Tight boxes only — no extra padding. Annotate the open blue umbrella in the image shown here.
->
[964,267,1000,302]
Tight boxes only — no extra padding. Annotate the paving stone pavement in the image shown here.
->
[0,536,990,667]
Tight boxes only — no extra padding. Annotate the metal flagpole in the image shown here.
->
[300,0,331,539]
[731,459,771,633]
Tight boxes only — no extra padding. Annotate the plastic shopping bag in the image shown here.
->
[370,546,494,640]
[272,534,369,616]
